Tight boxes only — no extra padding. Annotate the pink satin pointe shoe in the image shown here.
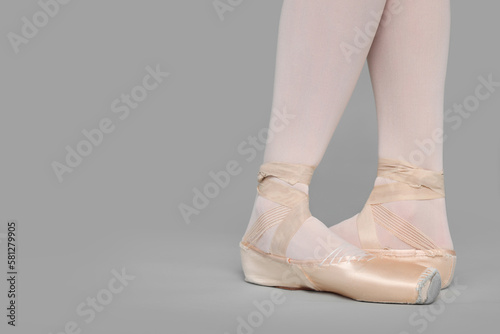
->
[240,162,441,304]
[331,159,456,289]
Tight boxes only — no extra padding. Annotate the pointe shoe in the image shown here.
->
[332,158,456,289]
[240,162,441,304]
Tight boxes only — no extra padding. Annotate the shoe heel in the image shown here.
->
[239,243,314,290]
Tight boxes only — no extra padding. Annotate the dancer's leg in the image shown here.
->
[263,0,387,166]
[246,0,388,260]
[331,0,453,251]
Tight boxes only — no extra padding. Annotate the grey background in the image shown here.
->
[0,1,499,333]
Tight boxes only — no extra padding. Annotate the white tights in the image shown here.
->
[246,0,453,259]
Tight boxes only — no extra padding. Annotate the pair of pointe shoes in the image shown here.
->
[240,159,456,304]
